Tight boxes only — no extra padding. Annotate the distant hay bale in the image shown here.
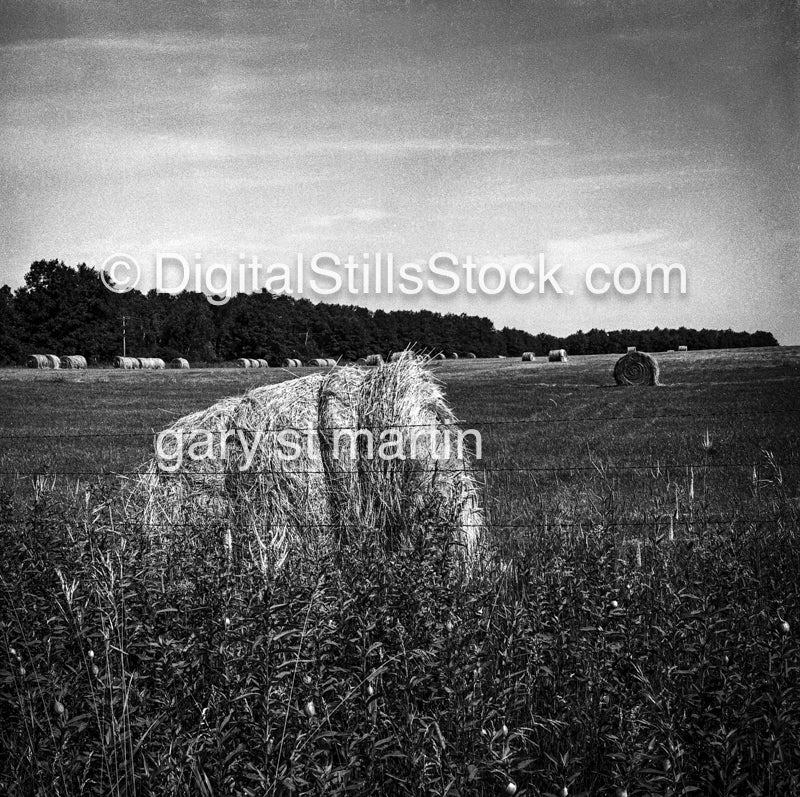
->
[257,359,269,368]
[236,358,250,368]
[170,357,190,369]
[135,358,483,573]
[248,358,261,368]
[364,354,384,366]
[432,353,446,361]
[138,357,166,370]
[678,345,688,352]
[60,355,87,369]
[465,352,477,359]
[613,351,661,386]
[521,352,535,362]
[355,357,367,365]
[281,358,301,368]
[448,352,459,359]
[308,358,328,367]
[27,353,61,369]
[548,349,568,362]
[389,350,420,363]
[627,346,637,353]
[326,358,338,367]
[389,351,404,362]
[113,356,138,369]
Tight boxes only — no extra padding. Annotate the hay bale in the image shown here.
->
[170,357,190,369]
[136,358,482,573]
[326,358,338,367]
[613,351,661,386]
[281,358,302,368]
[432,353,446,361]
[448,352,459,359]
[27,354,60,369]
[389,351,404,362]
[355,357,367,366]
[547,349,568,362]
[308,358,328,367]
[678,345,688,352]
[113,356,138,369]
[521,352,535,362]
[138,357,166,370]
[60,355,87,369]
[236,358,250,368]
[627,346,637,353]
[258,359,270,368]
[364,354,384,366]
[465,352,477,359]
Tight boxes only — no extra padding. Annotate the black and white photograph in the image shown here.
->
[0,0,798,794]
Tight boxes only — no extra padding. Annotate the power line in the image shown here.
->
[0,408,798,439]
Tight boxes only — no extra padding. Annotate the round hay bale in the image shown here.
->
[432,352,446,361]
[170,357,190,369]
[364,354,384,366]
[60,355,87,369]
[465,352,477,359]
[326,358,338,367]
[678,345,688,352]
[136,358,482,574]
[613,351,661,386]
[137,357,149,369]
[113,356,138,369]
[281,358,301,368]
[27,354,52,368]
[547,349,568,362]
[308,358,328,367]
[389,351,404,362]
[521,352,535,362]
[448,352,459,359]
[236,358,250,368]
[257,358,270,368]
[355,357,367,366]
[153,358,165,370]
[45,354,61,369]
[627,346,637,353]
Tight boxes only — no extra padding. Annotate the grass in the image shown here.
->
[1,347,799,795]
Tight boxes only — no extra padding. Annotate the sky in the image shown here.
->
[0,0,797,341]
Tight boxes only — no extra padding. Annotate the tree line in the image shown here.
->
[0,260,778,365]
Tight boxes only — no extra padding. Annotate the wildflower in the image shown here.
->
[87,649,94,659]
[780,620,790,634]
[53,700,65,716]
[502,724,508,737]
[616,790,628,797]
[91,664,100,677]
[304,700,316,718]
[558,787,569,797]
[610,600,619,609]
[505,781,517,795]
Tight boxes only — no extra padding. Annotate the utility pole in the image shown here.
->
[122,316,128,357]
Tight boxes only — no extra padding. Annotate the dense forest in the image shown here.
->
[0,260,778,365]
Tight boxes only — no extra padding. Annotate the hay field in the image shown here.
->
[1,347,799,795]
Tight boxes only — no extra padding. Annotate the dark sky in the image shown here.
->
[1,0,797,340]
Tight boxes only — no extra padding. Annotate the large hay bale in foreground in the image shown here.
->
[60,355,87,369]
[170,357,190,369]
[548,349,568,362]
[27,354,60,369]
[136,358,482,572]
[613,351,661,386]
[521,352,535,362]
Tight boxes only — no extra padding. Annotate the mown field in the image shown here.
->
[1,347,799,795]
